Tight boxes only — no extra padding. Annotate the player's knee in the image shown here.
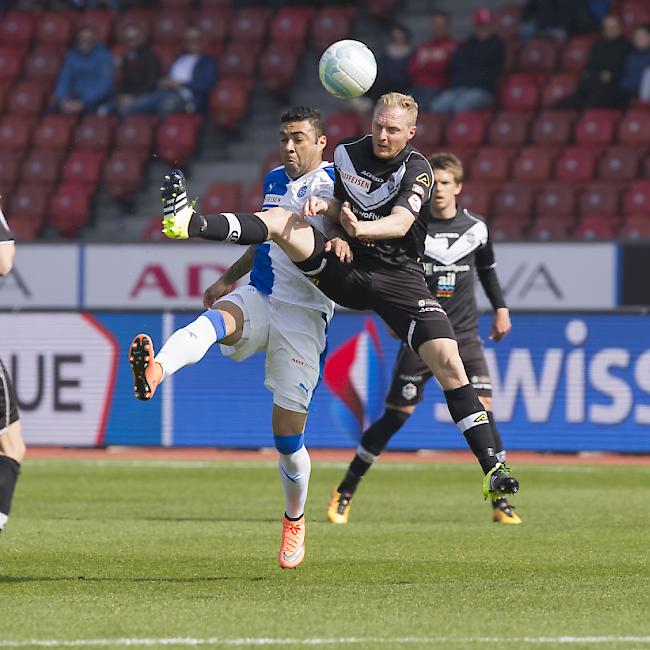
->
[273,433,305,455]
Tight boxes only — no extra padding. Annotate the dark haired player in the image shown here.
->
[158,92,521,518]
[0,201,26,535]
[329,153,522,526]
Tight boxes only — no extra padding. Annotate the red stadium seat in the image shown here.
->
[468,147,514,183]
[8,183,50,227]
[49,183,93,237]
[574,109,620,146]
[490,216,529,240]
[457,182,493,215]
[411,112,445,152]
[531,110,574,146]
[541,74,578,107]
[493,4,522,41]
[619,215,650,239]
[493,183,534,218]
[7,81,47,116]
[114,115,156,154]
[555,146,597,182]
[574,214,619,239]
[20,149,62,189]
[617,110,650,146]
[210,79,252,130]
[0,11,36,49]
[270,7,314,46]
[446,147,477,171]
[311,7,356,53]
[230,8,271,44]
[534,183,576,217]
[363,0,400,18]
[561,35,598,72]
[0,115,33,153]
[578,182,621,216]
[259,44,301,96]
[242,183,265,212]
[487,111,530,146]
[597,147,640,181]
[0,152,21,197]
[152,11,190,44]
[517,38,559,73]
[5,213,44,240]
[115,9,152,43]
[0,47,22,83]
[102,151,145,201]
[34,11,73,48]
[500,74,540,111]
[513,147,556,182]
[73,115,114,151]
[75,9,114,44]
[326,111,362,143]
[621,1,650,32]
[259,149,282,182]
[155,114,201,166]
[24,48,63,83]
[200,182,243,214]
[529,215,573,240]
[33,115,77,153]
[197,9,230,47]
[62,149,105,190]
[445,112,486,147]
[623,181,650,215]
[219,44,258,79]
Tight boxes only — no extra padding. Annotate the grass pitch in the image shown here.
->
[1,456,649,650]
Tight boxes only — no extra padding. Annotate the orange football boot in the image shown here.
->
[278,515,306,569]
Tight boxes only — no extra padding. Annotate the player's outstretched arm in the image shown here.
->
[301,196,342,221]
[203,245,256,309]
[340,203,415,239]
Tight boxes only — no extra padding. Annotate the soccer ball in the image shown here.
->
[319,40,377,99]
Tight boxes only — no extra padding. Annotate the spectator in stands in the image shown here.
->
[408,11,457,108]
[369,24,413,100]
[555,14,632,109]
[520,0,605,40]
[110,23,161,116]
[621,24,650,103]
[53,25,114,115]
[429,8,505,115]
[122,26,218,119]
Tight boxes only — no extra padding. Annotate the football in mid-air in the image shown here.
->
[319,40,377,99]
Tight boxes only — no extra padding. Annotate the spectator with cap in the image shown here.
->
[408,11,457,108]
[621,23,650,103]
[429,8,505,115]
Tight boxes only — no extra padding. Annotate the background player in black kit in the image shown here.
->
[159,92,520,502]
[329,153,522,526]
[0,200,26,535]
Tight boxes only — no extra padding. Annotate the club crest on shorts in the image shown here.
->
[401,382,417,401]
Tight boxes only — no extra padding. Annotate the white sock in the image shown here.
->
[278,445,311,519]
[154,315,218,378]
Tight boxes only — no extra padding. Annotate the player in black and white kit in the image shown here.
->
[160,92,520,504]
[329,153,522,525]
[0,201,26,535]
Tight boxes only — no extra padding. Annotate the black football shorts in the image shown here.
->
[0,359,19,434]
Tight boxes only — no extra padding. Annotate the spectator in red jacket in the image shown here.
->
[408,11,457,109]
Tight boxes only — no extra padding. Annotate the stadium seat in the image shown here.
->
[534,183,576,217]
[20,149,62,189]
[493,3,522,41]
[210,79,252,130]
[5,213,44,241]
[446,147,478,171]
[541,74,578,107]
[197,9,230,47]
[0,47,23,83]
[0,10,36,49]
[270,7,314,46]
[34,11,73,48]
[555,146,597,182]
[574,214,619,239]
[155,114,201,166]
[445,112,486,147]
[468,147,514,183]
[561,35,598,72]
[8,183,50,231]
[73,115,114,151]
[6,81,48,117]
[411,112,445,152]
[200,182,243,214]
[574,109,620,146]
[500,74,540,111]
[617,110,650,146]
[114,115,156,154]
[531,110,574,146]
[513,147,556,182]
[242,183,265,212]
[0,152,21,198]
[487,111,530,146]
[311,7,356,53]
[517,38,559,73]
[489,216,529,240]
[528,214,573,240]
[621,1,650,32]
[62,149,105,190]
[24,47,63,83]
[457,182,493,215]
[0,115,34,153]
[152,11,191,44]
[363,0,400,18]
[219,44,258,79]
[33,115,77,153]
[230,7,271,44]
[49,183,93,237]
[623,181,650,215]
[597,146,640,181]
[619,215,650,239]
[493,183,534,218]
[578,182,621,216]
[326,111,362,143]
[102,151,145,201]
[259,43,301,96]
[75,9,114,44]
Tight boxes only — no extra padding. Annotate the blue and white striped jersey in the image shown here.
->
[249,162,336,317]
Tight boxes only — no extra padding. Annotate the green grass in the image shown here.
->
[1,457,649,650]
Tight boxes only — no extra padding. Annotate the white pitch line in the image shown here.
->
[1,637,650,648]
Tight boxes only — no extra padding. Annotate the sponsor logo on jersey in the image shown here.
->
[263,194,282,205]
[411,184,425,197]
[474,412,489,423]
[434,232,460,239]
[402,382,418,401]
[361,170,383,183]
[297,185,308,198]
[408,194,422,213]
[352,206,380,220]
[340,170,372,191]
[416,172,431,188]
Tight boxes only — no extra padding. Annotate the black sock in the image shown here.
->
[0,456,20,531]
[487,411,506,462]
[285,512,303,522]
[338,409,409,495]
[444,384,497,474]
[188,212,269,244]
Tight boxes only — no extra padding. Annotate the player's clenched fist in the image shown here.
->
[301,196,329,218]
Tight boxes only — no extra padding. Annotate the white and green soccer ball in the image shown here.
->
[319,40,377,99]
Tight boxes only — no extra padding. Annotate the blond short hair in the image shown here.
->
[429,152,464,184]
[375,92,419,127]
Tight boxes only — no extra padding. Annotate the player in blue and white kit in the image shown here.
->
[128,107,350,569]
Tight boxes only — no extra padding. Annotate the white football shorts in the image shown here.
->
[217,285,330,413]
